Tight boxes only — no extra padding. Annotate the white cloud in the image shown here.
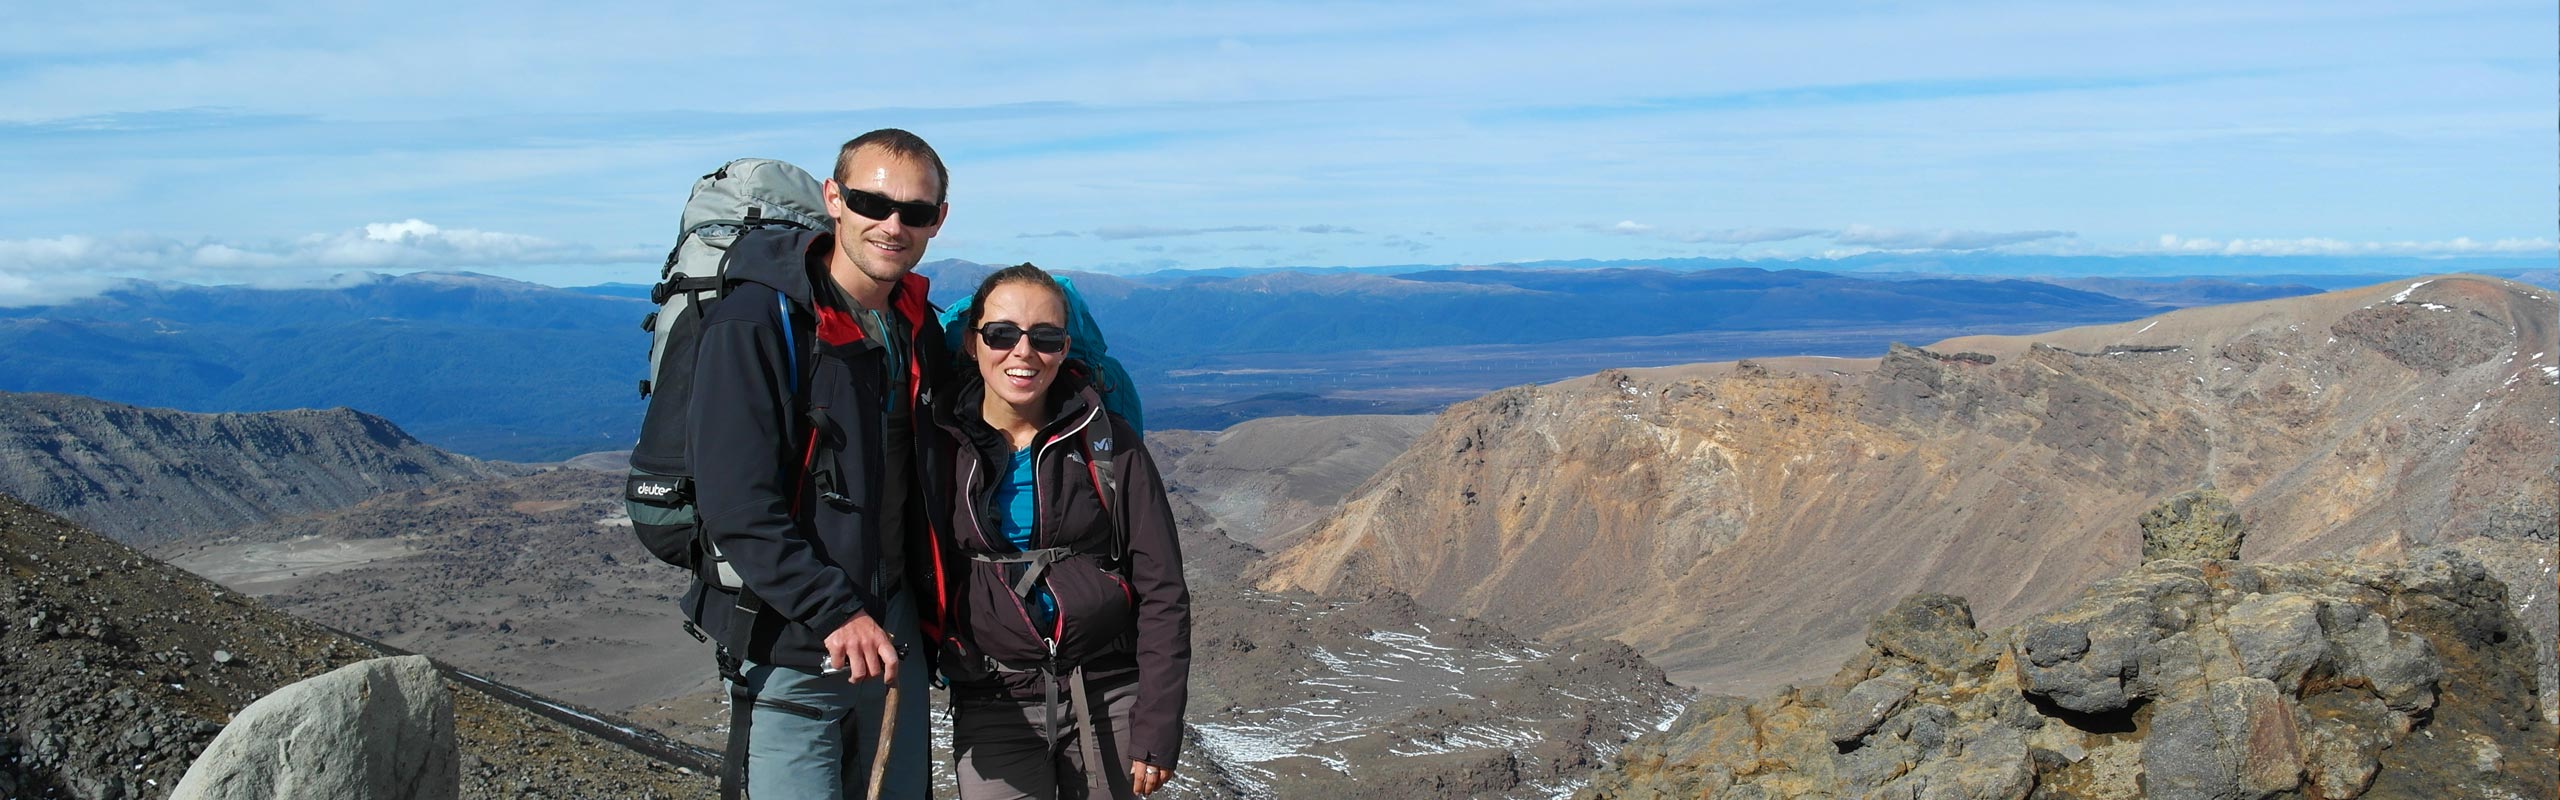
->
[1682,227,1829,244]
[0,220,644,306]
[1833,225,2075,250]
[1592,222,2053,249]
[2155,234,2557,257]
[1091,225,1280,240]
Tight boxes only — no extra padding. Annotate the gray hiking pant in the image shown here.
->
[952,673,1140,800]
[735,589,930,799]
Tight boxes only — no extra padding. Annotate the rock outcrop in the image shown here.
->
[1258,276,2559,714]
[1578,549,2555,799]
[173,655,458,800]
[0,392,519,546]
[2138,488,2247,562]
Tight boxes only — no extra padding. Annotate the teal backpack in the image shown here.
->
[940,270,1145,436]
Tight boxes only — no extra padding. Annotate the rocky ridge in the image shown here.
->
[0,493,712,799]
[0,391,519,546]
[1577,548,2554,799]
[1257,275,2558,715]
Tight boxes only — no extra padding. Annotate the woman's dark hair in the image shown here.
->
[965,262,1068,332]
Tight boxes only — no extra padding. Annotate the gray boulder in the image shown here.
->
[2142,676,2303,800]
[172,655,457,800]
[1867,593,1994,679]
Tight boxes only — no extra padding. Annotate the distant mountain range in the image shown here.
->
[8,258,2512,461]
[0,271,645,461]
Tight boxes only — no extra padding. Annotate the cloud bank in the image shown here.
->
[1595,222,2070,251]
[2154,234,2555,257]
[0,219,644,306]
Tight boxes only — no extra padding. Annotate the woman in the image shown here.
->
[923,264,1191,799]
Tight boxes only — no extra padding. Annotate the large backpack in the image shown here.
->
[938,270,1147,436]
[624,158,833,589]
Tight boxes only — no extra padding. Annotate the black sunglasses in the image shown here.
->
[975,321,1069,354]
[839,186,944,227]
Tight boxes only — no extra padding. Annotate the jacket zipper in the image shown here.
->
[1024,407,1103,650]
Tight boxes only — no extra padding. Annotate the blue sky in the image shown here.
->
[1,0,2552,303]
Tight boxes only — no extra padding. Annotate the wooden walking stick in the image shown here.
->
[865,680,902,800]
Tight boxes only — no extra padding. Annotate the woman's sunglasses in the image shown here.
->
[839,186,944,227]
[976,321,1068,354]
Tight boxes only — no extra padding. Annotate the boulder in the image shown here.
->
[2141,677,2303,800]
[172,655,457,800]
[2140,488,2248,561]
[1867,593,1993,678]
[1827,668,1918,745]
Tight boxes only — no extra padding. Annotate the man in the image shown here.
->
[685,128,950,798]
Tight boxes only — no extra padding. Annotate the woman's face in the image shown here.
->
[971,281,1071,412]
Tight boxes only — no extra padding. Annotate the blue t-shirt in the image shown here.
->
[990,446,1057,627]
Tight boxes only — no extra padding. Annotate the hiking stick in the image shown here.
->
[865,681,902,800]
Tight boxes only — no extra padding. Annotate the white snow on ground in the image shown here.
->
[2392,280,2433,303]
[2136,320,2158,334]
[1184,591,1682,799]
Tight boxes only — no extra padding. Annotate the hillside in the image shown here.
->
[0,391,519,546]
[1150,415,1436,550]
[1256,275,2558,714]
[0,493,713,798]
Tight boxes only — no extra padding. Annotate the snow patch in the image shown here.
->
[2391,280,2433,303]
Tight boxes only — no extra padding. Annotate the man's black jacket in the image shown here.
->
[681,228,947,667]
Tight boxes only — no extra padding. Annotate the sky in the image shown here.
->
[1,0,2553,304]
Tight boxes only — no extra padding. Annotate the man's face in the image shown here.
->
[824,146,946,287]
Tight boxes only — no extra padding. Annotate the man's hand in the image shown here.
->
[1130,761,1174,795]
[822,612,898,685]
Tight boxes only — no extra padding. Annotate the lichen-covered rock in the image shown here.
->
[2013,567,2208,714]
[1868,593,1995,679]
[1828,669,1919,745]
[1578,550,2557,800]
[2141,677,2302,800]
[2139,488,2247,561]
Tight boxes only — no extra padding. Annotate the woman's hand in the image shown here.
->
[1131,760,1174,795]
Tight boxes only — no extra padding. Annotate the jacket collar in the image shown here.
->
[794,234,934,348]
[933,363,1106,450]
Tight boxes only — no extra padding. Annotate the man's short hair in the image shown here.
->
[834,129,949,205]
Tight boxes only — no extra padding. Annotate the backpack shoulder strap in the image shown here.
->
[1079,416,1125,562]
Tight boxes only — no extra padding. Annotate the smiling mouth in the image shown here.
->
[1003,367,1039,386]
